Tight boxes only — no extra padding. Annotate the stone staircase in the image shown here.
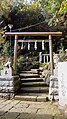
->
[15,69,49,102]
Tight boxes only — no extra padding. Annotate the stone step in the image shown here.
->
[20,73,40,78]
[20,87,49,93]
[19,69,49,98]
[31,69,38,73]
[15,93,49,102]
[20,71,33,73]
[21,82,49,87]
[20,78,43,82]
[20,70,38,74]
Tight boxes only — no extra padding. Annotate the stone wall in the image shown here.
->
[0,75,20,99]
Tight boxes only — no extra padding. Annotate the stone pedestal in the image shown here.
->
[58,62,67,107]
[49,64,58,100]
[0,75,20,99]
[49,75,58,100]
[0,65,21,99]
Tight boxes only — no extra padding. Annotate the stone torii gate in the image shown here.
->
[5,32,62,75]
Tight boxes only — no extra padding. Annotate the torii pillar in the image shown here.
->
[49,35,54,75]
[13,35,18,72]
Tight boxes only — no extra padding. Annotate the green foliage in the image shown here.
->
[0,30,5,44]
[17,56,24,70]
[0,65,3,70]
[39,62,50,81]
[0,0,13,18]
[0,0,67,30]
[58,43,67,61]
[39,0,67,27]
[3,41,10,56]
[9,1,43,30]
[40,62,49,69]
[59,1,67,14]
[17,54,40,72]
[0,28,6,55]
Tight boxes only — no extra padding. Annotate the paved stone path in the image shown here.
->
[0,98,65,119]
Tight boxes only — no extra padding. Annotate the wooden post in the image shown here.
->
[13,35,18,72]
[44,55,46,63]
[49,35,54,75]
[46,55,49,63]
[39,52,42,63]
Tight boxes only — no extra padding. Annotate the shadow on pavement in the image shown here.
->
[0,111,64,119]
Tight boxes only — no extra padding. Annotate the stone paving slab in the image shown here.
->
[0,99,65,119]
[0,100,13,112]
[17,113,52,119]
[14,102,29,108]
[15,95,37,101]
[15,93,49,102]
[54,115,66,119]
[37,96,47,102]
[0,112,20,119]
[0,100,20,112]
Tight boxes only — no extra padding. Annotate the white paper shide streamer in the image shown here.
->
[42,40,44,50]
[21,41,24,49]
[35,40,37,50]
[28,41,30,50]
